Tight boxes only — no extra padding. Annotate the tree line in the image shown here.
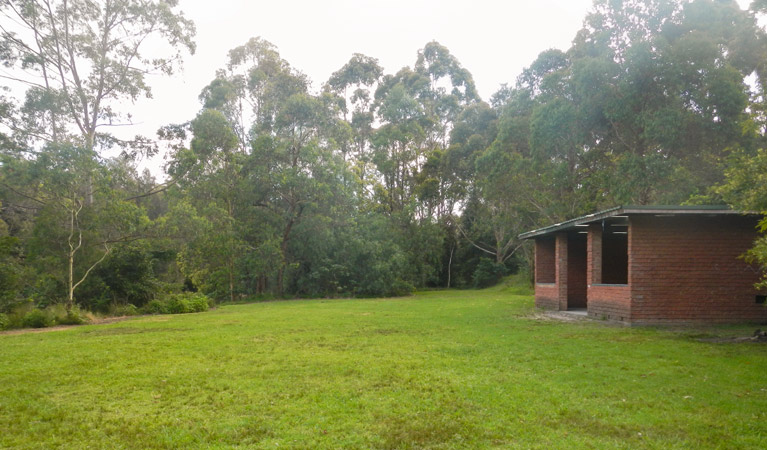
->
[2,0,767,315]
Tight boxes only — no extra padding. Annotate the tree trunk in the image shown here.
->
[67,249,75,312]
[277,224,291,297]
[66,202,81,313]
[277,265,285,297]
[229,257,235,303]
[227,198,235,303]
[495,229,505,264]
[446,244,454,288]
[276,203,302,297]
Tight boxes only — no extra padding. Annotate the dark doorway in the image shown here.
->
[602,229,628,284]
[567,232,588,308]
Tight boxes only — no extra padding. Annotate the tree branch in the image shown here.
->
[1,182,46,205]
[457,223,498,257]
[71,241,110,292]
[124,177,178,201]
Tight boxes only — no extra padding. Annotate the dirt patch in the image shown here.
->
[0,315,134,336]
[532,311,592,323]
[697,336,767,344]
[82,326,190,336]
[542,312,588,322]
[698,330,767,344]
[529,311,630,327]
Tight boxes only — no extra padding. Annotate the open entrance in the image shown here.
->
[567,232,587,309]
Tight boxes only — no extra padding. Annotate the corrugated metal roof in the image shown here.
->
[518,205,748,240]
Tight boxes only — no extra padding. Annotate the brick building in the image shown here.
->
[520,206,767,325]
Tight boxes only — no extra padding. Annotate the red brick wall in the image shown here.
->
[535,283,559,310]
[629,215,767,324]
[567,236,587,308]
[555,233,568,310]
[587,224,602,285]
[588,285,631,321]
[587,223,631,322]
[535,238,555,284]
[534,233,568,310]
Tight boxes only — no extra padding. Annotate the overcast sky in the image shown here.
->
[121,0,751,172]
[128,0,593,137]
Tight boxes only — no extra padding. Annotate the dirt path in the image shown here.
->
[0,316,134,336]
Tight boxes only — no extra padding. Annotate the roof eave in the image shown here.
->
[518,205,751,240]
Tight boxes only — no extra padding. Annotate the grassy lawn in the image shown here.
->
[1,285,766,449]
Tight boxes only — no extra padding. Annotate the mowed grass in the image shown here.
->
[1,287,766,449]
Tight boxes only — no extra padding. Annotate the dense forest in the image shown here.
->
[2,0,767,320]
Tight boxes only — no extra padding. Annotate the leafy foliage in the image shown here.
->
[717,148,767,288]
[21,309,53,328]
[3,0,767,312]
[0,0,195,154]
[472,258,507,288]
[141,292,210,315]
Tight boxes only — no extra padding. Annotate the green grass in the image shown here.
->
[1,286,766,449]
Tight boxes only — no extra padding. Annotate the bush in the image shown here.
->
[6,301,34,329]
[95,245,157,307]
[165,295,188,314]
[22,308,53,328]
[0,313,9,330]
[57,310,87,325]
[44,304,90,326]
[473,258,507,289]
[75,245,159,312]
[110,303,139,316]
[186,293,210,312]
[166,292,209,314]
[29,274,67,309]
[140,293,209,315]
[0,235,23,313]
[141,299,168,315]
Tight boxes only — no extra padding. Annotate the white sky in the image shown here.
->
[128,0,594,139]
[114,0,750,172]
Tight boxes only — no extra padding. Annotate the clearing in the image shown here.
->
[1,287,766,449]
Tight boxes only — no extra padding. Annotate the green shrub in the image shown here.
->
[165,292,209,314]
[43,304,90,326]
[29,274,66,309]
[165,295,189,314]
[22,309,53,328]
[0,313,9,330]
[141,299,168,315]
[186,293,210,312]
[110,303,139,316]
[0,235,23,313]
[139,293,209,315]
[388,279,416,297]
[93,245,157,308]
[473,258,507,289]
[6,301,34,329]
[20,304,88,328]
[57,310,86,325]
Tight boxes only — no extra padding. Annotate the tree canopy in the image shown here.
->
[3,0,767,312]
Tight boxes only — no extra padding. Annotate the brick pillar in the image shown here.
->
[588,223,602,286]
[626,218,632,286]
[555,232,568,311]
